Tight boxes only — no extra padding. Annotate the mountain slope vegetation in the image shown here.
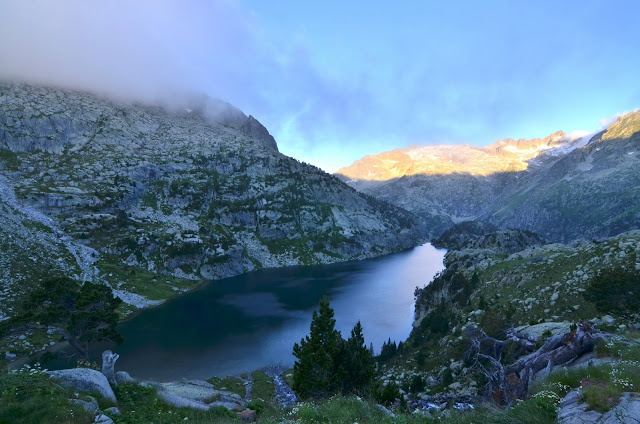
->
[0,81,427,325]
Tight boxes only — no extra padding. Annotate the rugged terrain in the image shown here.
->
[2,82,640,423]
[4,227,638,423]
[370,225,640,420]
[337,113,640,241]
[0,81,427,325]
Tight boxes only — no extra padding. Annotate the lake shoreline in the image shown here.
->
[110,243,445,381]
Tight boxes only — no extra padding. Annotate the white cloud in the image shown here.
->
[569,129,590,140]
[0,0,254,104]
[598,109,640,130]
[599,114,622,129]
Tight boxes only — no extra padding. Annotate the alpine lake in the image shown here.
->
[103,244,445,381]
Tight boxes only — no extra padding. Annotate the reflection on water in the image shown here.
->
[112,243,445,381]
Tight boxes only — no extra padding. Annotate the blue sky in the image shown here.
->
[240,0,640,170]
[1,0,639,171]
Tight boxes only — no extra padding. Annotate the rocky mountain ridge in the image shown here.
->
[337,130,575,181]
[337,111,640,241]
[0,81,427,321]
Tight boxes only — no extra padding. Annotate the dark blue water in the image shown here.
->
[113,244,445,381]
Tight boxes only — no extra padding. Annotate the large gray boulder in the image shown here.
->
[557,390,602,424]
[558,390,640,424]
[93,414,114,424]
[160,379,243,404]
[48,368,117,404]
[157,391,209,411]
[157,380,244,412]
[515,321,572,340]
[115,371,134,385]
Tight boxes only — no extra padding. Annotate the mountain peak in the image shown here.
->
[241,115,278,152]
[336,130,573,181]
[0,81,279,153]
[601,110,640,141]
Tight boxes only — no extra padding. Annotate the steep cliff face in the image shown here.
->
[338,112,640,242]
[0,82,427,316]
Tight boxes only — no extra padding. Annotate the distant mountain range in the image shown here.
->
[337,111,640,241]
[337,130,577,180]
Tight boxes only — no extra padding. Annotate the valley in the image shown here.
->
[0,82,427,322]
[0,81,639,424]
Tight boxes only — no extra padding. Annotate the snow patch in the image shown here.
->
[546,132,595,157]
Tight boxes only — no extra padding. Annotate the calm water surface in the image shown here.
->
[113,243,445,381]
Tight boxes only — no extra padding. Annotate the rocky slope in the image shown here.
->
[372,228,640,419]
[337,113,640,241]
[338,130,573,180]
[0,81,427,321]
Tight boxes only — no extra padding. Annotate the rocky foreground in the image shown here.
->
[40,350,298,423]
[360,225,640,423]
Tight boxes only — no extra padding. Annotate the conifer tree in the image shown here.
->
[342,321,375,395]
[9,277,122,361]
[292,298,377,399]
[292,297,342,399]
[379,337,398,362]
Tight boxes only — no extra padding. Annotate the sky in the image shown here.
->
[1,1,639,172]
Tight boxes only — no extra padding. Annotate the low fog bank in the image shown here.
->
[0,0,256,119]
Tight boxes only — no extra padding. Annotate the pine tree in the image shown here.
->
[292,297,342,399]
[341,321,375,395]
[12,277,122,361]
[379,337,398,362]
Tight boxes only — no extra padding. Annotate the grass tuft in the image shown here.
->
[0,366,93,424]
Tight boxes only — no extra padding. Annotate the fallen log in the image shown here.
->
[464,321,611,403]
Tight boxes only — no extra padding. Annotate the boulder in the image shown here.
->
[157,391,208,411]
[160,380,218,402]
[207,400,244,412]
[104,407,121,416]
[48,368,117,404]
[515,321,571,339]
[69,396,99,413]
[160,380,242,405]
[115,371,134,385]
[601,315,616,326]
[157,380,245,413]
[558,390,640,424]
[93,414,114,424]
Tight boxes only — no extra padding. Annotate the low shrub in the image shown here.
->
[583,268,640,318]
